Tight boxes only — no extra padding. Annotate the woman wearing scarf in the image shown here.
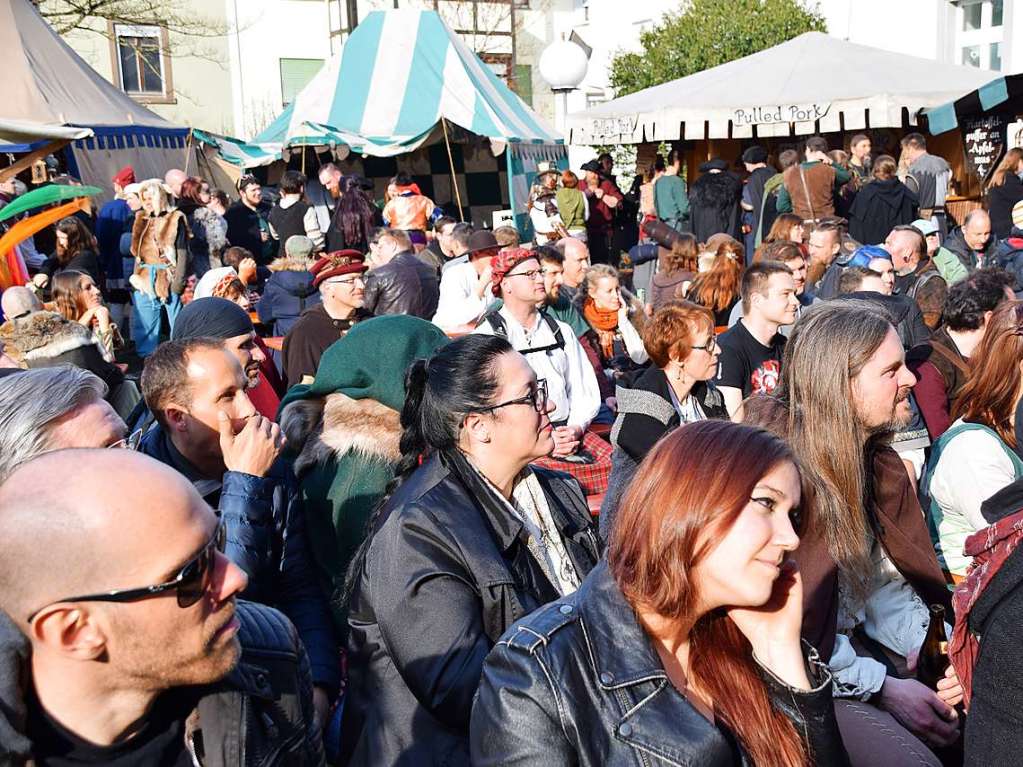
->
[574,263,648,394]
[340,333,601,766]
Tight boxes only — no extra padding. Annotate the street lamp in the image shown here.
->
[538,35,588,135]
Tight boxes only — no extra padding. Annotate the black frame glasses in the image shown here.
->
[690,336,718,353]
[484,378,549,414]
[26,523,226,623]
[504,268,544,281]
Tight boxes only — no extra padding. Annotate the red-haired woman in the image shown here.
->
[685,238,745,326]
[924,300,1023,579]
[472,419,847,767]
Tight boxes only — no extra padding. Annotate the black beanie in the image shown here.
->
[171,297,253,341]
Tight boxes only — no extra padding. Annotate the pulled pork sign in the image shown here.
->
[733,102,831,127]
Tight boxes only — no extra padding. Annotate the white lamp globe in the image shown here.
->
[538,37,588,92]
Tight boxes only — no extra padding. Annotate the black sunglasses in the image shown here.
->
[26,523,226,622]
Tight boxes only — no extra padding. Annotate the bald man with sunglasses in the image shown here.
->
[0,449,324,765]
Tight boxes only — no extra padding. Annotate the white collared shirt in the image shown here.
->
[473,306,600,429]
[432,260,495,328]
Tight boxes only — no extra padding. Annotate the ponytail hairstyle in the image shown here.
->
[342,333,516,603]
[608,419,807,767]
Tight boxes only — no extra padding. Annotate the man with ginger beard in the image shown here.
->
[743,300,962,767]
[0,449,324,764]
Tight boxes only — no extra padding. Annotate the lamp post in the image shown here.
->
[538,35,588,138]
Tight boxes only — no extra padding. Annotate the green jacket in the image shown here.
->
[933,245,969,286]
[654,174,689,224]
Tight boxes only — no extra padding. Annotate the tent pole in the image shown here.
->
[301,146,306,175]
[183,129,194,176]
[441,118,464,222]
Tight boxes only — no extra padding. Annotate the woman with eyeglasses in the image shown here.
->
[340,333,602,767]
[472,420,848,767]
[600,300,727,540]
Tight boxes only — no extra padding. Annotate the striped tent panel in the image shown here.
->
[251,9,560,157]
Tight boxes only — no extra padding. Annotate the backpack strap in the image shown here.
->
[477,309,509,339]
[478,309,566,355]
[929,340,970,378]
[907,269,941,300]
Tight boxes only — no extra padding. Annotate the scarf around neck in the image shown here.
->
[583,298,619,359]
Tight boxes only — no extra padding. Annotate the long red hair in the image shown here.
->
[688,241,743,312]
[608,420,807,767]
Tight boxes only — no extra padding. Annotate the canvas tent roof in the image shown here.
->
[0,0,184,151]
[567,32,998,145]
[250,9,561,159]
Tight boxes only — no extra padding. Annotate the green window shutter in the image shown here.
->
[280,58,325,106]
[512,64,533,106]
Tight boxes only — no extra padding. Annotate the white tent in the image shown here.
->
[0,0,188,196]
[567,32,999,145]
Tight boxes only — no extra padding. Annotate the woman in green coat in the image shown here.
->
[280,315,449,635]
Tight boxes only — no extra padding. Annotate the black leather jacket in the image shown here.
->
[362,251,439,319]
[342,452,602,766]
[471,561,850,767]
[0,601,324,766]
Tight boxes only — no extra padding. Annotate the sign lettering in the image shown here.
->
[733,103,831,127]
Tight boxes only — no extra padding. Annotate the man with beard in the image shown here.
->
[139,338,339,724]
[744,301,962,767]
[171,296,282,418]
[0,449,324,764]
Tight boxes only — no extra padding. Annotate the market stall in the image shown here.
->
[202,9,565,234]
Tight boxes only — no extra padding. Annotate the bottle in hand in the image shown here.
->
[917,604,950,690]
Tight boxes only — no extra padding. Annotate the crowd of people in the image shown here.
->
[3,130,1023,766]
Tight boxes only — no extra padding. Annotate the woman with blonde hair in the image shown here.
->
[128,178,190,355]
[650,232,698,310]
[924,300,1023,579]
[986,147,1023,238]
[574,263,649,380]
[473,419,848,767]
[685,239,745,326]
[50,269,122,362]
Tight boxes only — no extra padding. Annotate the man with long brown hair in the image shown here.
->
[745,300,962,767]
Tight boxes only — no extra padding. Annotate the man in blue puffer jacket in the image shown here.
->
[138,336,339,726]
[257,235,323,337]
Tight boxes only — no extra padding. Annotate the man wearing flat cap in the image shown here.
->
[689,158,742,243]
[282,250,372,386]
[741,146,775,260]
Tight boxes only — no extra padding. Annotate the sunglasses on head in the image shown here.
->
[26,522,226,623]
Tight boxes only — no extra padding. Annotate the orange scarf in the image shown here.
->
[583,298,619,360]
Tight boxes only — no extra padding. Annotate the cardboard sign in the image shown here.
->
[962,115,1006,183]
[733,102,831,127]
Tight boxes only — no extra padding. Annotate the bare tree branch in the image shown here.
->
[34,0,227,38]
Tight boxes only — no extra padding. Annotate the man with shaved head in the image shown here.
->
[945,208,994,273]
[0,449,324,764]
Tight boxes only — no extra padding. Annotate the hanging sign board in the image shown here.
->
[733,102,831,127]
[962,114,1006,183]
[587,115,639,142]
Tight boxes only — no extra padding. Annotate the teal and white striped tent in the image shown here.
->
[252,9,562,156]
[197,9,564,235]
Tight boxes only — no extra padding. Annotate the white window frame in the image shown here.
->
[956,0,1004,70]
[113,24,167,97]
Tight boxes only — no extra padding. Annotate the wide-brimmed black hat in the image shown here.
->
[742,146,768,164]
[580,160,602,174]
[699,158,729,173]
[467,230,499,254]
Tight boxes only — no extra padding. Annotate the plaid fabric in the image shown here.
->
[532,430,612,497]
[950,507,1023,709]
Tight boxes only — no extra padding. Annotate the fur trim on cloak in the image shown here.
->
[280,392,402,478]
[0,311,101,365]
[688,172,742,210]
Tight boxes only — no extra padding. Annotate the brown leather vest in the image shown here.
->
[130,210,189,300]
[783,162,836,221]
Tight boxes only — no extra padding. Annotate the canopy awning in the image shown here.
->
[567,32,998,145]
[250,9,561,159]
[924,74,1023,134]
